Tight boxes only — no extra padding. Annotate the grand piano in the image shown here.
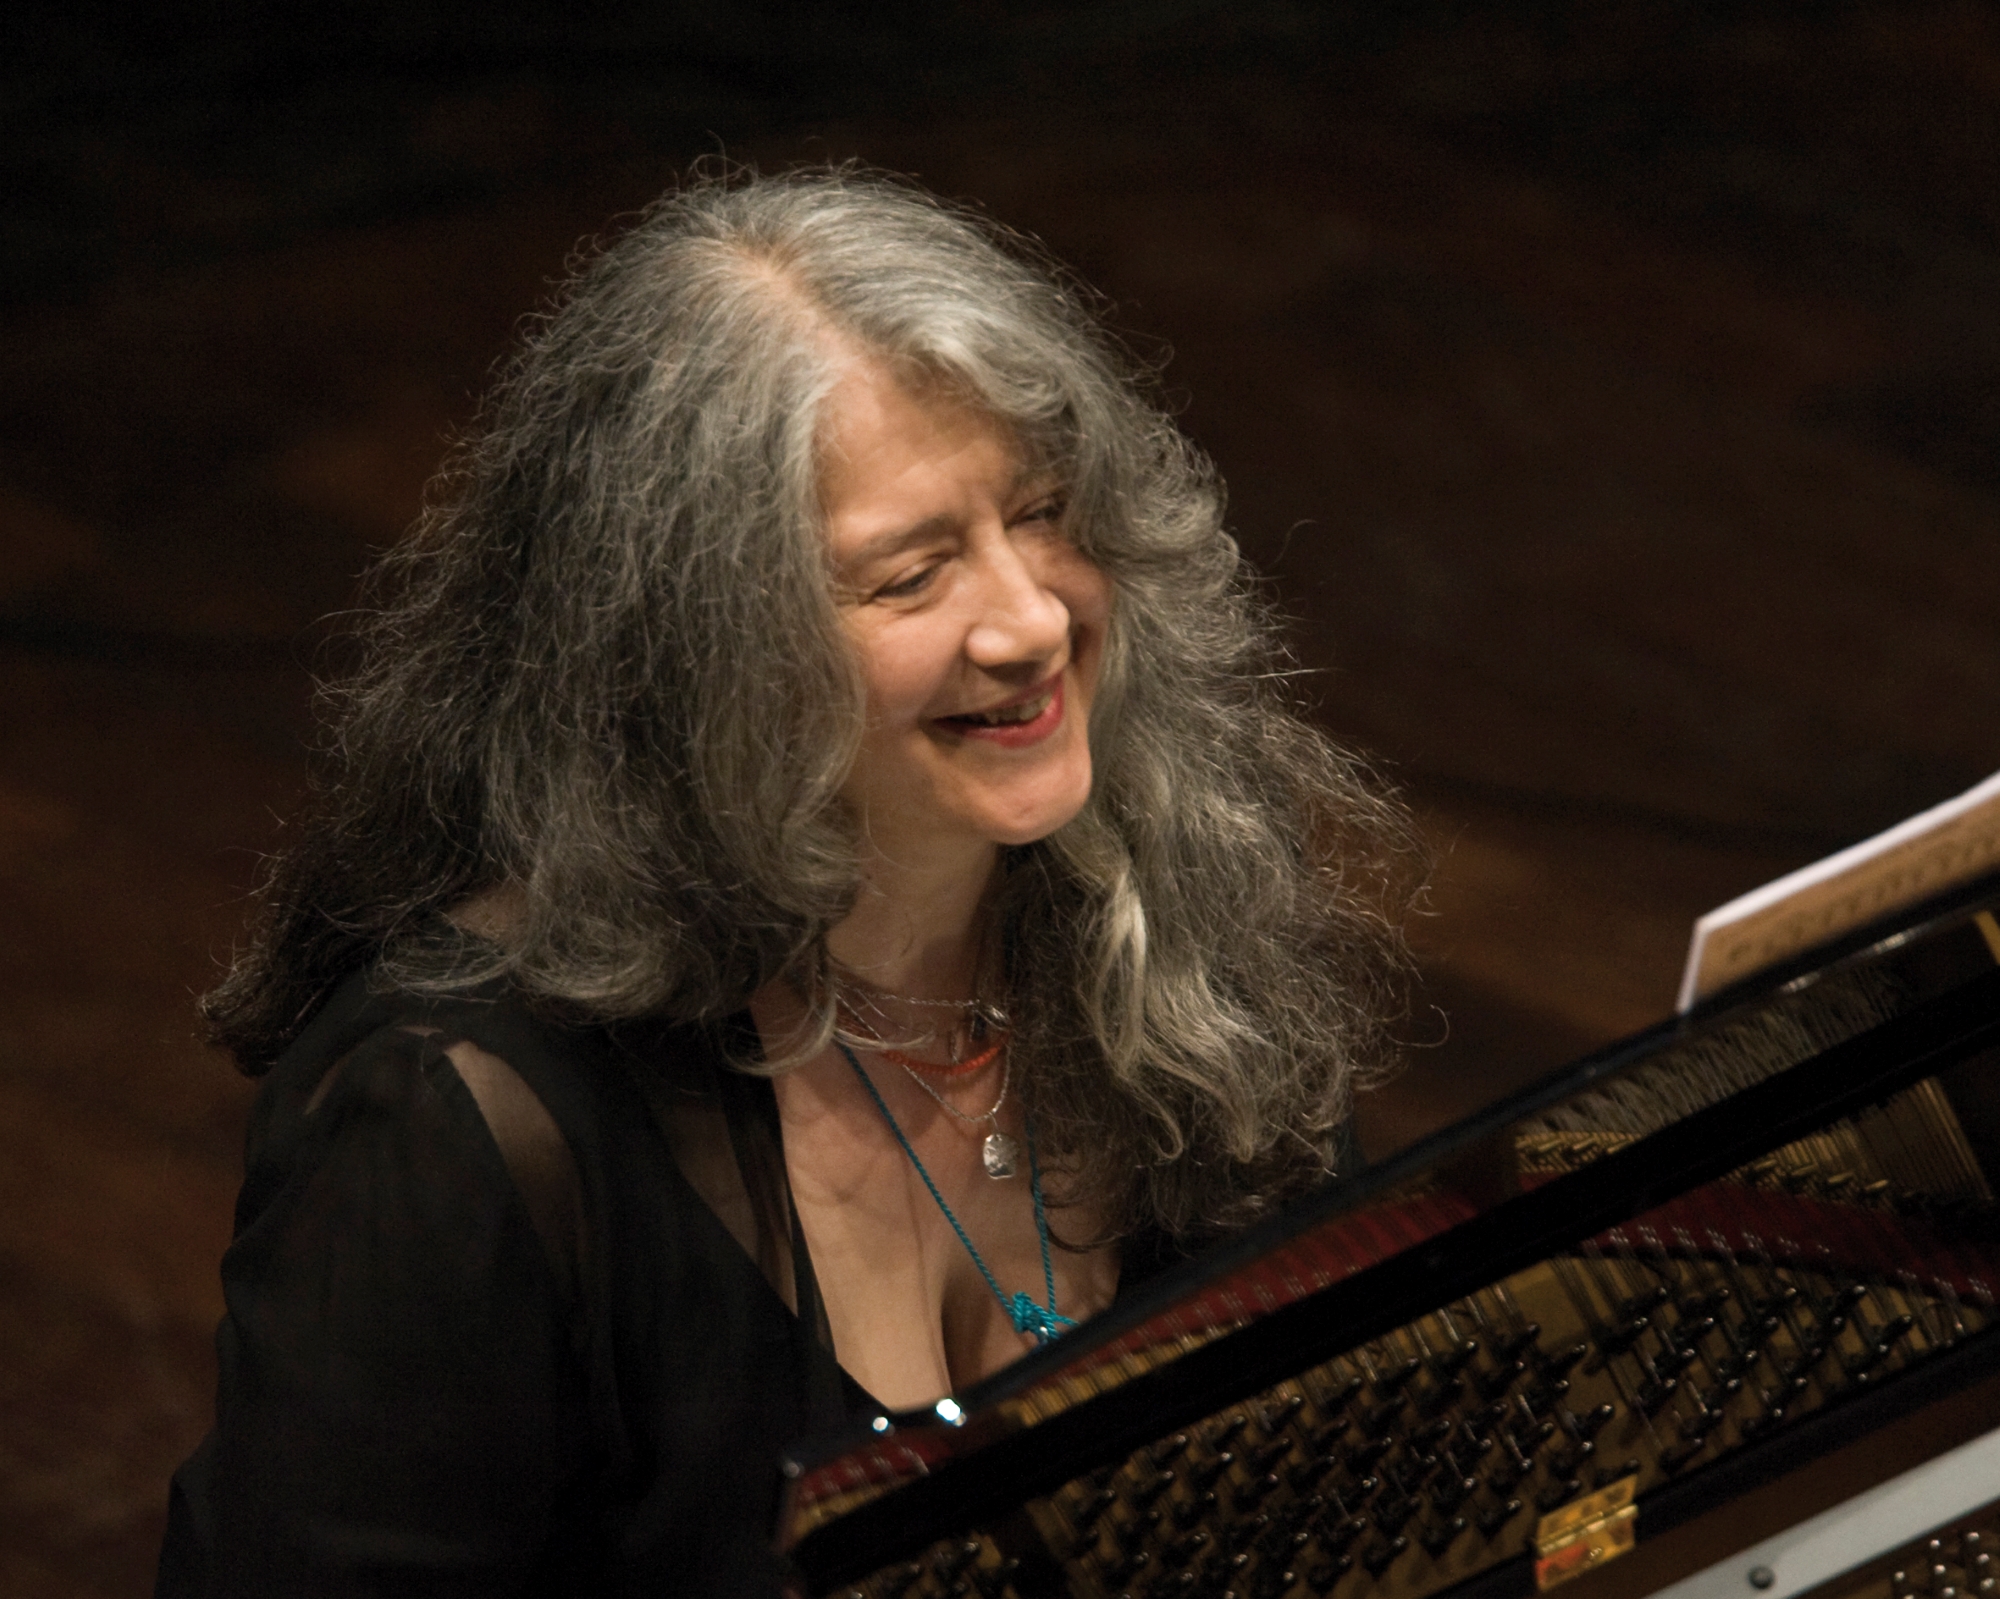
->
[774,811,2000,1599]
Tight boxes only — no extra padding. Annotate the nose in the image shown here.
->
[962,535,1070,673]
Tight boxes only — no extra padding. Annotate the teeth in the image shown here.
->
[967,691,1050,726]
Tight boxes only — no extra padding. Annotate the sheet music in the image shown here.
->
[1679,768,2000,1011]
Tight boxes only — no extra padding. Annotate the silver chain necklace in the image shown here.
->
[830,971,1009,1064]
[882,1053,1019,1180]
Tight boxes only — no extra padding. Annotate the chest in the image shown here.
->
[773,1059,1118,1410]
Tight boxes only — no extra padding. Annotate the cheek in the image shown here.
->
[1029,536,1111,628]
[1066,569,1115,666]
[853,632,964,747]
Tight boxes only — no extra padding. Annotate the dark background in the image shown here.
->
[4,4,1998,1593]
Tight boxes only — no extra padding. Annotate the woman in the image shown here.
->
[158,166,1415,1597]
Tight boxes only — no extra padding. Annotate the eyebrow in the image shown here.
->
[835,471,1064,570]
[840,515,956,571]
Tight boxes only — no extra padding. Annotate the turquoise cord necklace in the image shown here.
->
[837,1041,1075,1347]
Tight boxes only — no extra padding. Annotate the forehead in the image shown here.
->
[817,359,1037,549]
[818,357,995,463]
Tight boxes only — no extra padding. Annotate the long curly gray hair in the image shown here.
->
[206,165,1420,1241]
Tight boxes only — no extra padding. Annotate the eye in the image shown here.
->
[871,561,941,602]
[1015,491,1068,528]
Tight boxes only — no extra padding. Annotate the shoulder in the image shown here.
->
[241,963,727,1302]
[255,961,725,1156]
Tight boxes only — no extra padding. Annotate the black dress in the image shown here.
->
[155,965,890,1599]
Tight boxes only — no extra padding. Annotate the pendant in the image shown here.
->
[982,1130,1019,1179]
[1005,1291,1076,1345]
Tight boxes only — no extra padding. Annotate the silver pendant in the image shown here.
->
[982,1131,1019,1179]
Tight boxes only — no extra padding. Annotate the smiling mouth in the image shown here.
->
[946,690,1053,728]
[939,678,1061,731]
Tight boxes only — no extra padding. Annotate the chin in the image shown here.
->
[978,779,1095,847]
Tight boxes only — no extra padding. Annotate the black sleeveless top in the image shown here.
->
[157,966,886,1598]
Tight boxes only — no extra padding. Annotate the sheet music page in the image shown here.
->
[1678,769,2000,1011]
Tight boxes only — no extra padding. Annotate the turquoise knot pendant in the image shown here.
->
[1006,1293,1076,1346]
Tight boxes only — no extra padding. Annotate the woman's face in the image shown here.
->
[821,358,1111,865]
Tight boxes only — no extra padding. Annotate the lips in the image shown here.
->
[935,676,1065,746]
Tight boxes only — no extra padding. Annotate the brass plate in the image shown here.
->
[1535,1476,1640,1592]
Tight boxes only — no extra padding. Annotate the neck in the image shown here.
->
[827,835,1000,1001]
